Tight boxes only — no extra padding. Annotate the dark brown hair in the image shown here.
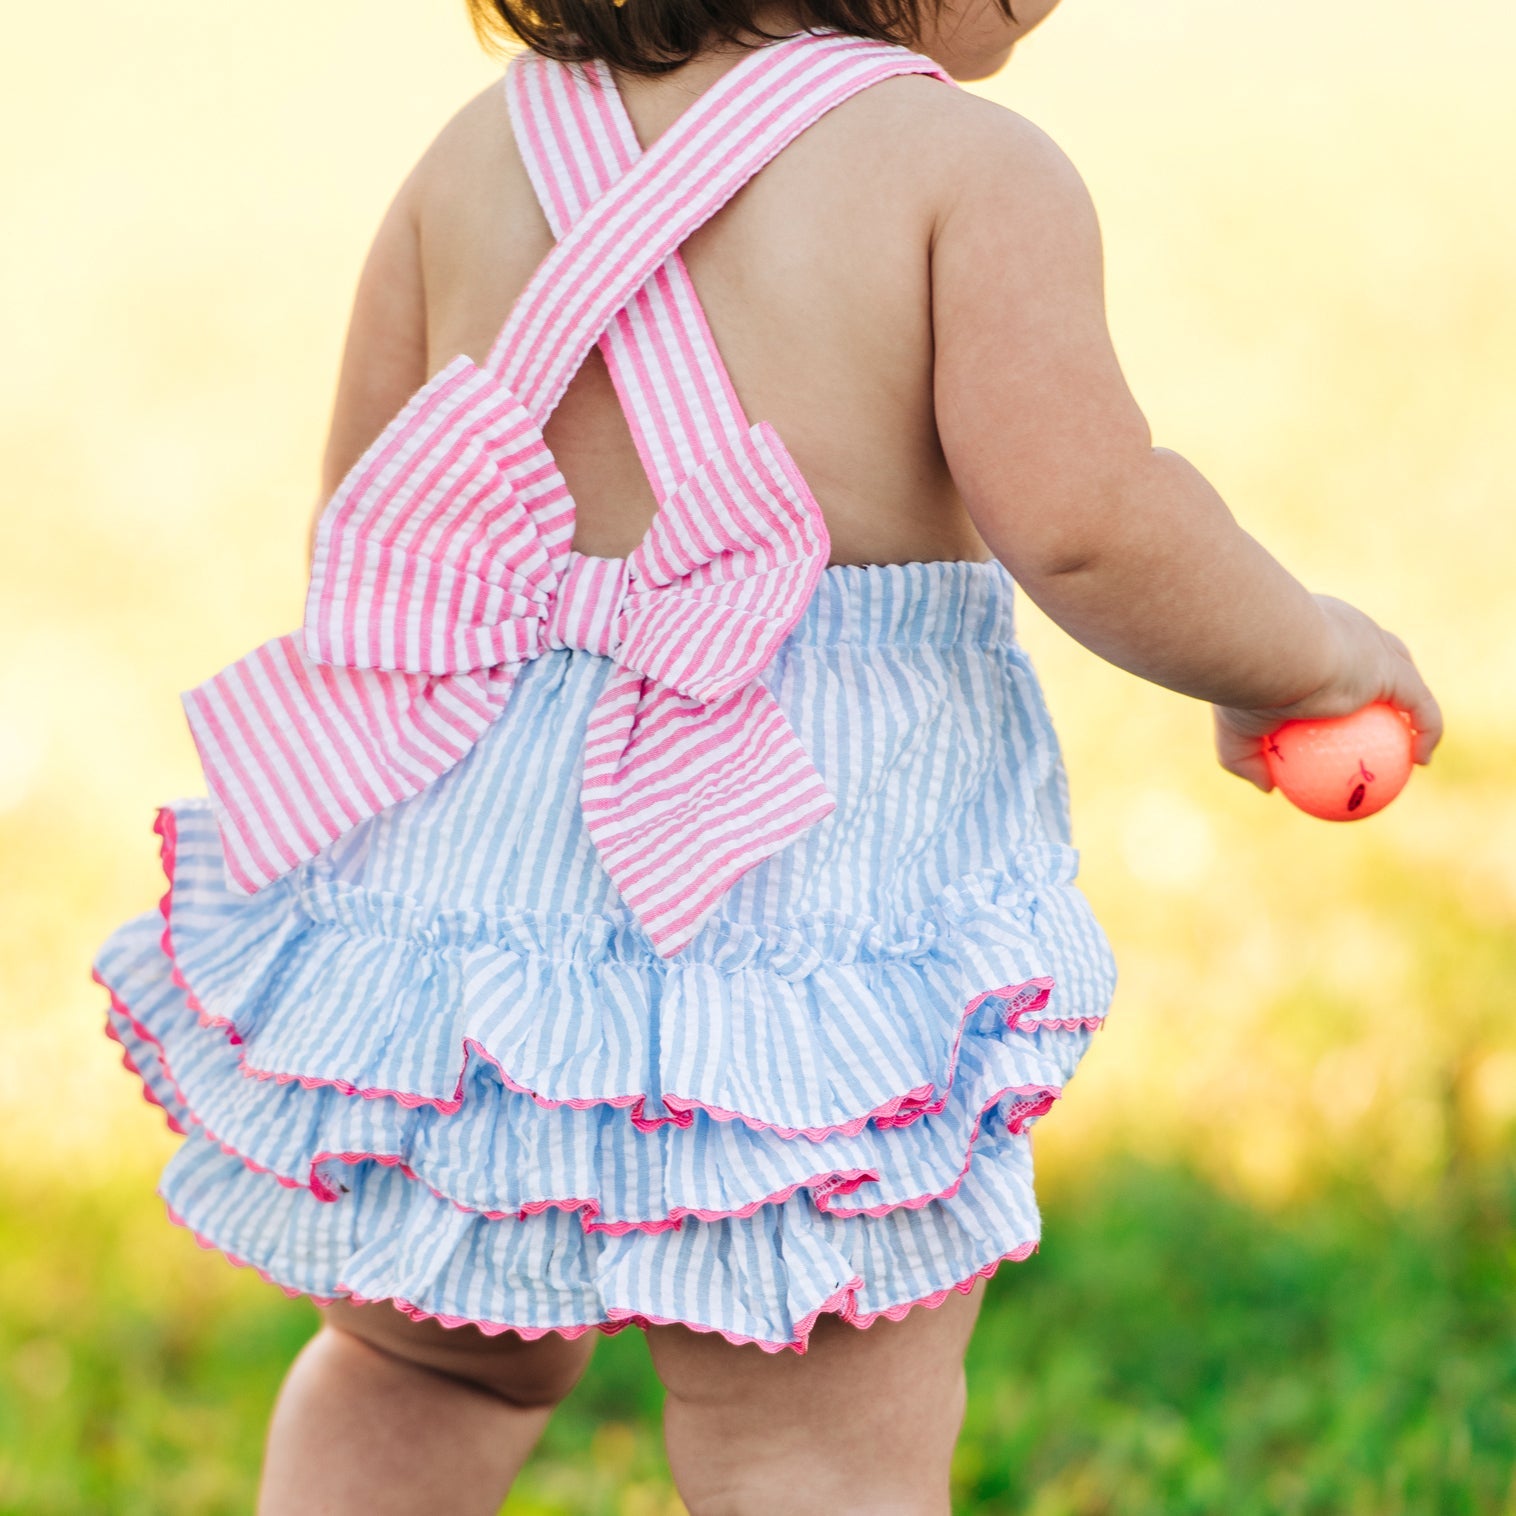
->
[467,0,1012,76]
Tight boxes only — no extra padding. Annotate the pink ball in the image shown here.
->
[1262,702,1415,821]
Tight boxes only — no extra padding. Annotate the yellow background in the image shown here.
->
[4,0,1514,1245]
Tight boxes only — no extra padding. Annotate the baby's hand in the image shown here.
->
[1213,595,1443,791]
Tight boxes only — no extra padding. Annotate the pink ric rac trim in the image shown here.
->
[159,1196,1037,1356]
[153,806,244,1048]
[151,805,1091,1140]
[101,1012,188,1136]
[94,963,1061,1233]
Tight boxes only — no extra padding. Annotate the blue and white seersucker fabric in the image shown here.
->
[93,557,1117,1351]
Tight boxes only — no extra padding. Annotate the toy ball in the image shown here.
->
[1262,702,1415,821]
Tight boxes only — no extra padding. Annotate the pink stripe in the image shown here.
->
[604,305,674,491]
[328,381,529,671]
[631,287,713,477]
[619,796,835,944]
[612,808,821,933]
[590,701,774,808]
[581,687,782,804]
[499,42,871,386]
[181,697,277,892]
[524,58,726,496]
[321,362,480,663]
[230,642,357,855]
[492,41,951,419]
[186,662,310,882]
[514,47,941,393]
[605,767,831,909]
[522,67,583,227]
[261,643,370,828]
[667,251,749,436]
[398,395,526,671]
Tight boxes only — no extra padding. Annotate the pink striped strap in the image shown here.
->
[506,51,751,498]
[502,45,887,954]
[484,32,953,423]
[180,31,953,957]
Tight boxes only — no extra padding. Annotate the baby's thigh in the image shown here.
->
[318,1299,595,1408]
[646,1279,985,1516]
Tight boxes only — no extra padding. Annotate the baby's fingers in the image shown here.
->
[1383,650,1443,765]
[1213,707,1274,791]
[1405,687,1443,765]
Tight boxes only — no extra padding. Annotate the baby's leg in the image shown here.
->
[256,1298,595,1516]
[647,1279,985,1516]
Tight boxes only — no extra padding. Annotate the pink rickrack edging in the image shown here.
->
[153,807,243,1047]
[102,1015,188,1136]
[95,964,1062,1233]
[159,1197,1038,1356]
[155,804,1096,1141]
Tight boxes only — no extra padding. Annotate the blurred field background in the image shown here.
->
[3,0,1514,1511]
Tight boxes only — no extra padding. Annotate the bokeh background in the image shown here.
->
[3,1,1514,1510]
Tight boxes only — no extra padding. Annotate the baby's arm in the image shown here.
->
[931,101,1441,785]
[306,163,430,566]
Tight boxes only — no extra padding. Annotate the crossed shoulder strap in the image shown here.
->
[489,31,955,431]
[507,52,748,499]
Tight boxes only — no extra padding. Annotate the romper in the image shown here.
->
[89,29,1118,1353]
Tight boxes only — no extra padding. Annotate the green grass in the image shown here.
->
[3,1159,1512,1515]
[955,1163,1516,1515]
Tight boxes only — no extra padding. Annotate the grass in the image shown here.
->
[3,1159,1512,1515]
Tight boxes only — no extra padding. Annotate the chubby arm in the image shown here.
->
[930,107,1440,781]
[307,173,429,565]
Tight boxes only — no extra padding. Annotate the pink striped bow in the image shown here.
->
[181,352,837,958]
[179,31,954,956]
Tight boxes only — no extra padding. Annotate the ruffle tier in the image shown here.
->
[100,908,1095,1230]
[91,796,1114,1351]
[154,1126,1043,1352]
[155,801,1112,1136]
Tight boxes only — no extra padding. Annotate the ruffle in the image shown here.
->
[153,1120,1042,1354]
[96,912,1090,1234]
[93,789,1112,1350]
[155,799,1114,1142]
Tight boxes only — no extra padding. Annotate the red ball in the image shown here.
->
[1262,702,1415,821]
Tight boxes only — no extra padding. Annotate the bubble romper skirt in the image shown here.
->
[92,557,1117,1352]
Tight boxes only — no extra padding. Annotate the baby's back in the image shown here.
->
[410,62,997,568]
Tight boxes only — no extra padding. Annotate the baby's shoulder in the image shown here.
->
[898,79,1089,210]
[397,66,1093,265]
[814,73,1095,245]
[397,79,549,295]
[408,70,1076,193]
[853,72,1054,148]
[405,79,524,209]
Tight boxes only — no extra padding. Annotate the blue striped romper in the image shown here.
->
[89,30,1117,1353]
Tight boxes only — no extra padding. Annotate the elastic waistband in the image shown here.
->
[784,558,1018,647]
